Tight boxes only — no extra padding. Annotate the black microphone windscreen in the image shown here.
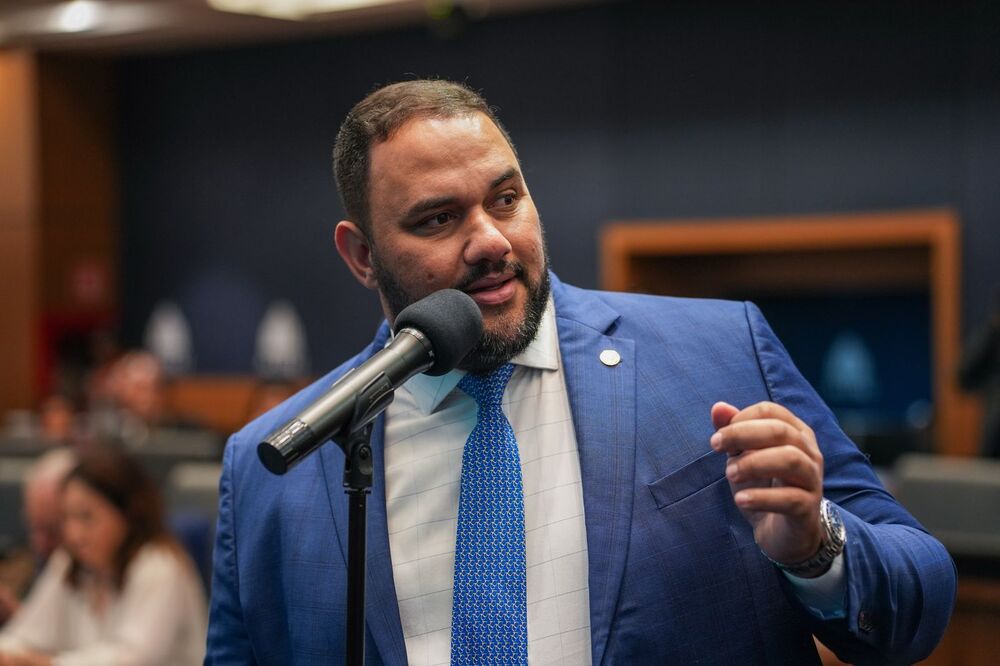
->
[393,289,483,376]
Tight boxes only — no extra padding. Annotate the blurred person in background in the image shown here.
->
[88,350,205,446]
[109,351,169,443]
[0,450,76,627]
[82,330,123,413]
[959,288,1000,457]
[0,445,207,665]
[22,450,77,566]
[36,396,77,447]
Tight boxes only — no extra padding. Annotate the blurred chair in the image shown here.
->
[146,428,221,458]
[165,462,222,590]
[894,453,1000,557]
[133,428,222,487]
[0,457,33,554]
[894,454,1000,663]
[165,462,221,517]
[0,438,47,459]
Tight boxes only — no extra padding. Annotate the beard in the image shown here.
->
[371,253,551,375]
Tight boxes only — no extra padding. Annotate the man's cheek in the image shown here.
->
[393,252,428,282]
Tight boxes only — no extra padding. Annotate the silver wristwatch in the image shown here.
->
[769,498,847,578]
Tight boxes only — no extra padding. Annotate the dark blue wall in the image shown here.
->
[117,1,1000,374]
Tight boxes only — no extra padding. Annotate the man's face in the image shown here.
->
[24,478,63,560]
[356,112,549,373]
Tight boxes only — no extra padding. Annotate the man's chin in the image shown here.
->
[459,278,548,374]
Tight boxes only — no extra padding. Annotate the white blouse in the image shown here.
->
[0,544,207,666]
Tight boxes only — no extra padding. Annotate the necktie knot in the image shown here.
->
[459,363,515,409]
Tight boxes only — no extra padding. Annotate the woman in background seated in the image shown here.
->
[0,446,207,665]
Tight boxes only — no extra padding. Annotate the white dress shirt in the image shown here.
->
[385,299,592,666]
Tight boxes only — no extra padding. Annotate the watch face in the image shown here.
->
[824,499,847,548]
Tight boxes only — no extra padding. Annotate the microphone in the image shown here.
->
[257,289,483,475]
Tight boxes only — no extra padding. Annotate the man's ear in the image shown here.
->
[334,221,379,290]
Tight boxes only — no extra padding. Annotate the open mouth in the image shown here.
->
[464,275,517,306]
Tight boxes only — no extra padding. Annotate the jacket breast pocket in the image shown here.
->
[624,449,769,662]
[647,450,726,509]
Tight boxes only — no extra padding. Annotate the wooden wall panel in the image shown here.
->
[37,55,118,317]
[0,51,40,412]
[0,51,118,412]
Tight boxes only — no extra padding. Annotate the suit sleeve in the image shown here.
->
[205,434,257,665]
[745,302,956,665]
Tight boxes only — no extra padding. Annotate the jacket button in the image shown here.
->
[858,610,874,633]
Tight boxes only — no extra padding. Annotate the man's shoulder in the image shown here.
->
[553,278,751,330]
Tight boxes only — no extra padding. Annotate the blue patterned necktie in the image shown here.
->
[450,363,528,665]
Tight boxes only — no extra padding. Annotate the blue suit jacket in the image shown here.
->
[206,275,955,665]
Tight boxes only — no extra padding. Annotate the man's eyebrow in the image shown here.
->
[491,167,520,190]
[404,196,456,220]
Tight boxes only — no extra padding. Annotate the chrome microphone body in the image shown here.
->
[258,329,432,474]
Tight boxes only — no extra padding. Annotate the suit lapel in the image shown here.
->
[319,324,408,665]
[553,278,636,666]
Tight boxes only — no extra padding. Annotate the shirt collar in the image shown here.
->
[400,296,560,416]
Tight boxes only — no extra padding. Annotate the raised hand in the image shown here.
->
[710,401,824,568]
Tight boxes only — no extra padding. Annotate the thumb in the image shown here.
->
[711,401,739,430]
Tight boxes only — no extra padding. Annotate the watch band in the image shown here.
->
[768,498,847,578]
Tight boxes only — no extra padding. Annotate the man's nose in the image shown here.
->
[463,209,512,266]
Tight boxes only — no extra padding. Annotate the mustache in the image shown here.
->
[454,260,526,292]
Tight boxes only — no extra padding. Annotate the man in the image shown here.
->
[22,449,76,564]
[0,448,77,625]
[110,350,170,439]
[207,80,955,664]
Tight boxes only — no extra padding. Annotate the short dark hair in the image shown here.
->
[333,79,516,235]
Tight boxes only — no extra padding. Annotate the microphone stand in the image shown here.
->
[342,423,373,666]
[335,376,395,666]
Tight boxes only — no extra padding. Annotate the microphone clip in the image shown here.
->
[336,371,393,492]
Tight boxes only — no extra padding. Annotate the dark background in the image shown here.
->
[116,0,1000,375]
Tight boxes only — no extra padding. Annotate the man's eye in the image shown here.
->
[423,212,452,228]
[493,192,518,208]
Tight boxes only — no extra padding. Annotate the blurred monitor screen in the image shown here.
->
[751,290,932,466]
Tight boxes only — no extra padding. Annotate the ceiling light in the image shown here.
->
[207,0,406,21]
[56,0,103,33]
[0,2,173,45]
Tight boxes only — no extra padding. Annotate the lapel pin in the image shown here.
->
[600,349,621,367]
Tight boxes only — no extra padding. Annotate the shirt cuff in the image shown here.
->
[782,551,848,620]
